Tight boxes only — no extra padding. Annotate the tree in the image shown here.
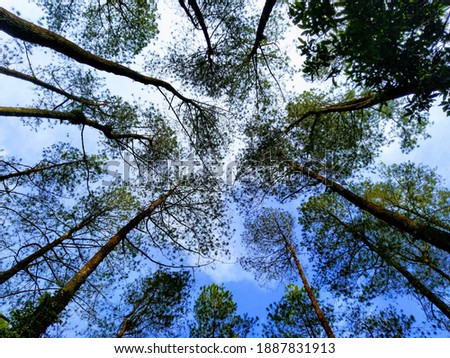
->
[114,270,191,338]
[263,284,335,338]
[264,286,424,338]
[285,159,450,254]
[1,1,449,337]
[190,283,257,338]
[297,162,450,331]
[88,270,192,338]
[346,305,424,338]
[2,187,177,337]
[289,0,450,113]
[241,208,335,338]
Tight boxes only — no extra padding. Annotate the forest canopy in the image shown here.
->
[0,0,449,337]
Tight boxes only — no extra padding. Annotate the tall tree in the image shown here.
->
[297,163,450,330]
[263,284,335,338]
[2,187,177,337]
[241,208,335,338]
[113,270,191,338]
[190,283,257,338]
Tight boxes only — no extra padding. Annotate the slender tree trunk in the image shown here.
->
[286,159,450,254]
[360,234,450,320]
[248,0,278,59]
[278,226,335,338]
[329,213,450,320]
[0,214,94,285]
[14,187,176,337]
[116,312,134,338]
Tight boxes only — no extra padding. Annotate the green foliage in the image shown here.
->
[39,0,159,62]
[297,162,450,331]
[92,270,191,338]
[168,0,290,103]
[347,305,421,338]
[190,283,257,338]
[1,0,449,338]
[241,208,299,282]
[0,313,12,337]
[263,284,335,338]
[286,90,386,173]
[363,162,450,230]
[289,1,450,102]
[0,293,65,338]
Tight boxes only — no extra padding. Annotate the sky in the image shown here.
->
[0,0,449,337]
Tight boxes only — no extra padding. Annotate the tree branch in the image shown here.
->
[0,106,153,145]
[0,66,105,107]
[0,160,82,182]
[247,0,277,59]
[0,7,197,107]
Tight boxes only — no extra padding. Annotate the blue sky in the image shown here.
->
[1,0,449,337]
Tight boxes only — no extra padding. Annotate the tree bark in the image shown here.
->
[14,187,176,337]
[280,229,336,338]
[0,7,196,106]
[286,159,450,254]
[248,0,278,59]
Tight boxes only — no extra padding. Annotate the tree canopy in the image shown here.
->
[0,0,449,337]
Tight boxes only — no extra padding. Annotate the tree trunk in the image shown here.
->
[360,234,450,320]
[248,0,278,59]
[14,187,176,337]
[286,159,450,254]
[0,213,93,285]
[329,213,450,320]
[279,229,336,338]
[0,7,194,106]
